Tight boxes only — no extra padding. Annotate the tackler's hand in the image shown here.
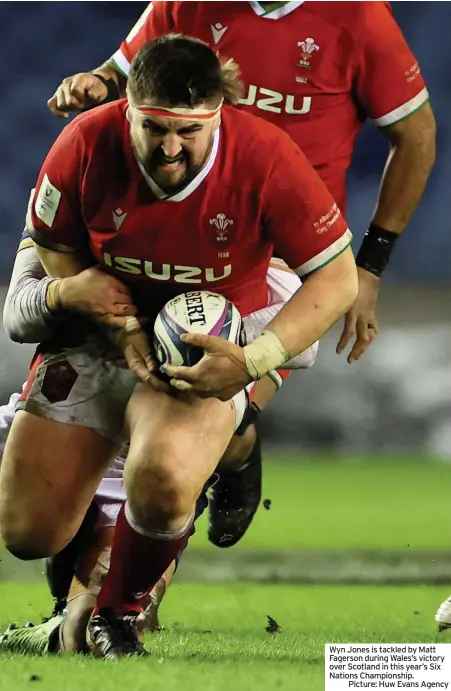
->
[336,268,380,364]
[115,319,172,394]
[57,266,137,329]
[162,332,252,401]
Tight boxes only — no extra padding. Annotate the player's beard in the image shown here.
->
[132,135,213,195]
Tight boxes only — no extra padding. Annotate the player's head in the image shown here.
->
[127,34,242,194]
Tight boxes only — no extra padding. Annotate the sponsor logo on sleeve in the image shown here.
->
[313,203,340,235]
[35,174,61,228]
[405,62,421,83]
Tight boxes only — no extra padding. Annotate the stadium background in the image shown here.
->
[0,2,450,588]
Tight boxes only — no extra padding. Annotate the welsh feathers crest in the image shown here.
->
[210,213,233,240]
[298,38,319,68]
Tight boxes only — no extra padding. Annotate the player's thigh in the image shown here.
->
[0,411,116,557]
[125,385,242,509]
[0,347,135,556]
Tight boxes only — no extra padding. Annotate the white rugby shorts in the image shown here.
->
[17,345,247,440]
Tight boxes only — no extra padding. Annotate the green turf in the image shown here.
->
[2,456,450,584]
[0,581,448,691]
[190,455,451,551]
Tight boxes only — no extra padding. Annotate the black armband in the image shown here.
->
[81,74,120,111]
[355,223,400,278]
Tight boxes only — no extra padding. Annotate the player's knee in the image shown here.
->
[1,524,64,561]
[125,454,196,527]
[0,503,70,559]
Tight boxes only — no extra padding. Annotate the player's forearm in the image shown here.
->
[243,248,358,378]
[93,61,127,98]
[372,106,436,234]
[3,246,59,343]
[243,303,318,369]
[268,248,358,356]
[35,245,88,278]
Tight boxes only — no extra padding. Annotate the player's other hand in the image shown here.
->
[336,268,380,364]
[47,73,108,118]
[59,266,136,328]
[162,333,253,401]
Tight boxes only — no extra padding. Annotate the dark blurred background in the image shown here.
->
[1,2,450,457]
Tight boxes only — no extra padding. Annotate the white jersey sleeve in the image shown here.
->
[243,261,319,369]
[3,243,58,344]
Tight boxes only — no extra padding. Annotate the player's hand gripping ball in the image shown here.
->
[154,291,251,400]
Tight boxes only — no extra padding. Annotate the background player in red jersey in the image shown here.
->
[1,36,358,658]
[46,0,436,553]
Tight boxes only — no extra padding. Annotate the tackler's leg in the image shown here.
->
[0,348,133,559]
[209,372,289,548]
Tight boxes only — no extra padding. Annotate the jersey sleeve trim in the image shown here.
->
[369,87,429,128]
[294,229,353,277]
[30,229,81,254]
[110,51,131,78]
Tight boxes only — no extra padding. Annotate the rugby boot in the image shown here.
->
[0,615,63,655]
[208,433,262,548]
[87,608,148,659]
[435,595,451,632]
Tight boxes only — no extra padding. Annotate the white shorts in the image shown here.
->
[95,456,126,530]
[17,345,248,441]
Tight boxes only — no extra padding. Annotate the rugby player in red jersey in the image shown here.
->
[1,36,358,657]
[0,220,311,653]
[47,0,436,549]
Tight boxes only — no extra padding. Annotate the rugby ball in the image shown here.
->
[154,291,244,367]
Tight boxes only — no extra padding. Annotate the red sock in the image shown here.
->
[94,503,191,615]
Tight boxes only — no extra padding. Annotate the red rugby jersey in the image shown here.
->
[28,102,350,323]
[111,1,428,211]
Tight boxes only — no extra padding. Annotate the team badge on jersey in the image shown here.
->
[209,213,235,244]
[297,38,319,69]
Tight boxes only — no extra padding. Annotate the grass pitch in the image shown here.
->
[0,581,448,691]
[0,456,450,689]
[192,454,451,551]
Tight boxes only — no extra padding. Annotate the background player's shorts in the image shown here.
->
[17,345,248,440]
[95,469,126,531]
